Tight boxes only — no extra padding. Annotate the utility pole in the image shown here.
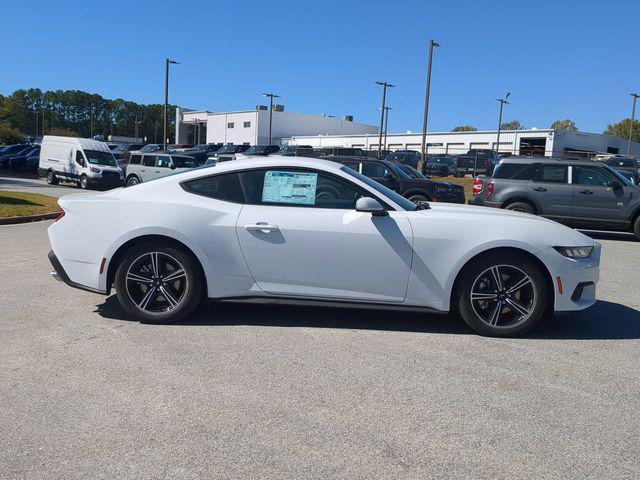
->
[628,93,639,156]
[90,107,94,138]
[375,81,394,158]
[418,39,440,173]
[164,58,179,150]
[261,92,281,145]
[381,106,392,151]
[495,92,511,154]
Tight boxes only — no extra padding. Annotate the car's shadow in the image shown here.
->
[95,297,640,340]
[579,230,638,242]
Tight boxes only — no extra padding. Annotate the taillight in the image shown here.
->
[473,178,483,195]
[54,210,65,222]
[486,181,495,199]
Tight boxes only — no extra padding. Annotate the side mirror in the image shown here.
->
[356,197,388,216]
[169,163,176,170]
[608,179,622,190]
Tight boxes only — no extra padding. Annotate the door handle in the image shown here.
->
[244,223,280,233]
[154,170,160,173]
[579,190,593,195]
[533,187,547,192]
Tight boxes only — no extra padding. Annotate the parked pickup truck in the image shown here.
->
[455,149,499,177]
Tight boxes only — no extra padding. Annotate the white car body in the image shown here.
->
[48,156,600,316]
[39,136,123,187]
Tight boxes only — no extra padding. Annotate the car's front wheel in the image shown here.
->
[47,170,59,185]
[126,175,140,187]
[79,174,89,189]
[114,243,203,324]
[456,252,549,337]
[505,201,535,214]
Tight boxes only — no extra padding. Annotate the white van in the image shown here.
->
[39,136,124,189]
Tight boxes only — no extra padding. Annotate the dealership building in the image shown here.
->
[284,129,640,158]
[175,106,377,146]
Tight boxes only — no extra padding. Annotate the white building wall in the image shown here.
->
[551,131,640,157]
[284,130,556,155]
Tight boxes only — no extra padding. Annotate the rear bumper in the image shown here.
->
[48,250,106,294]
[470,197,501,208]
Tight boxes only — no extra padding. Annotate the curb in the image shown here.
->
[0,211,61,226]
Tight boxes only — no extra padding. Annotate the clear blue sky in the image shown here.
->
[2,0,638,134]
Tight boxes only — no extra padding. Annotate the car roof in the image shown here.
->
[499,156,604,166]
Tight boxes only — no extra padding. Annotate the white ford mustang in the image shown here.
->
[48,156,601,336]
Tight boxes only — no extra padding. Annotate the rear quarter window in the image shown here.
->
[493,163,535,180]
[181,173,244,203]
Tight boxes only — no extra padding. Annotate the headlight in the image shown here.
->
[90,166,101,173]
[553,246,593,258]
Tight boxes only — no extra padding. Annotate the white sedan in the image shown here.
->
[48,156,601,337]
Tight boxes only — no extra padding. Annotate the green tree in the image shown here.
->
[550,119,578,132]
[451,125,477,132]
[500,120,525,130]
[0,123,25,144]
[603,118,640,144]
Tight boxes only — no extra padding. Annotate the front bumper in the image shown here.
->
[48,251,106,294]
[537,243,601,312]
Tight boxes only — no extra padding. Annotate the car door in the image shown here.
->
[138,155,156,181]
[235,168,413,302]
[527,163,574,223]
[155,155,172,179]
[571,164,631,228]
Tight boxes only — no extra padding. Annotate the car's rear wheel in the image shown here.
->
[505,201,535,214]
[114,243,203,324]
[47,170,59,185]
[126,175,140,187]
[633,215,640,241]
[456,252,549,337]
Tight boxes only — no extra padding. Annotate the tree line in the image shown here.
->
[0,88,178,144]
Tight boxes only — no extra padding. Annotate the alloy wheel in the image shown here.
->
[470,265,536,329]
[125,252,189,315]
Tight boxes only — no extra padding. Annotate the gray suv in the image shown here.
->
[472,156,640,239]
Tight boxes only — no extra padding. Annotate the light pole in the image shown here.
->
[90,106,94,138]
[628,93,639,156]
[495,92,511,154]
[380,106,392,151]
[418,39,440,173]
[375,81,394,158]
[164,58,179,150]
[262,92,280,145]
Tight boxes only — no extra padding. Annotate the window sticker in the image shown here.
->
[262,171,318,205]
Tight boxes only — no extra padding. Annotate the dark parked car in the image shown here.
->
[472,156,640,239]
[237,145,280,157]
[211,144,251,162]
[600,156,640,185]
[0,144,32,168]
[278,145,315,156]
[386,150,421,168]
[9,146,40,171]
[425,155,458,177]
[456,149,500,177]
[315,147,366,158]
[177,144,224,164]
[329,156,465,204]
[395,162,429,179]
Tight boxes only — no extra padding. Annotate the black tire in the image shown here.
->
[407,194,430,203]
[633,215,640,241]
[456,252,549,337]
[46,170,59,185]
[505,201,535,214]
[114,242,203,324]
[79,174,89,189]
[126,175,140,187]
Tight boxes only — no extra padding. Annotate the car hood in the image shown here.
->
[407,202,595,249]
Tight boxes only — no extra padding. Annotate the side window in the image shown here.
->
[129,154,142,165]
[342,161,361,172]
[240,169,365,209]
[362,162,390,178]
[494,163,535,180]
[142,155,156,167]
[156,156,171,168]
[574,166,612,186]
[75,150,85,166]
[181,173,244,203]
[536,165,568,184]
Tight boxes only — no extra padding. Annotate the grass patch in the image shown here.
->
[0,190,60,218]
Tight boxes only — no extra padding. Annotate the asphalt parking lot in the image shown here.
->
[0,173,90,198]
[1,221,639,479]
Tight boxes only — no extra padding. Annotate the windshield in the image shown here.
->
[171,156,199,168]
[340,166,419,211]
[217,146,235,153]
[386,162,412,179]
[84,150,117,167]
[603,165,635,186]
[400,164,427,179]
[139,144,159,152]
